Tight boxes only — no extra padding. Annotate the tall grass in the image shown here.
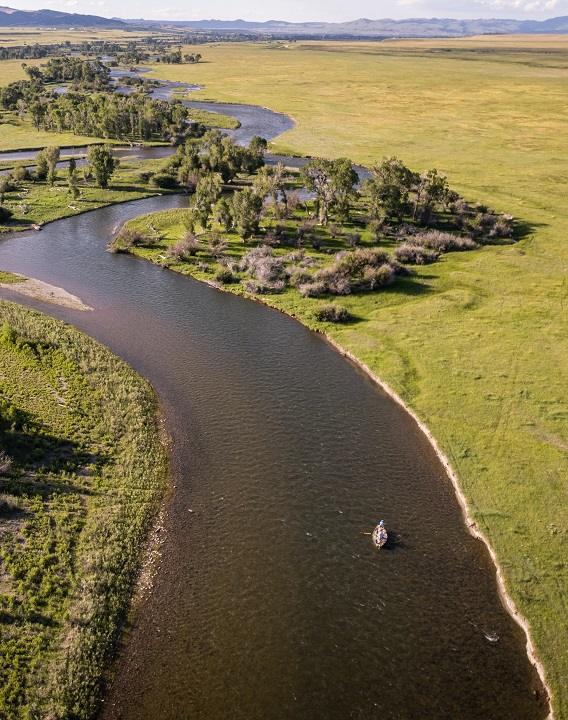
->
[0,302,167,719]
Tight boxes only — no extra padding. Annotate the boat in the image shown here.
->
[372,521,388,549]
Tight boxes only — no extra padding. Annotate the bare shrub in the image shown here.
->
[167,232,200,260]
[208,233,228,259]
[394,243,440,265]
[108,227,151,254]
[298,280,327,298]
[412,230,478,252]
[362,264,395,289]
[346,233,361,248]
[240,245,287,291]
[487,214,514,239]
[288,267,312,288]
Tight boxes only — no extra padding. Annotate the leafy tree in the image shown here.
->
[213,197,234,232]
[67,158,80,200]
[365,156,416,223]
[0,177,11,205]
[35,148,49,181]
[193,172,223,229]
[253,162,287,218]
[44,145,60,186]
[231,188,263,239]
[87,145,118,189]
[302,157,358,225]
[413,169,450,225]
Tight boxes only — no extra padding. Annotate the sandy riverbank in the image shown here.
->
[0,276,92,311]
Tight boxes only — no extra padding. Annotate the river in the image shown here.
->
[0,85,548,720]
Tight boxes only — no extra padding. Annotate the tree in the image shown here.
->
[301,157,358,225]
[0,176,11,204]
[365,156,416,223]
[231,188,263,240]
[44,145,60,186]
[253,162,287,218]
[67,157,80,200]
[87,145,118,189]
[35,148,49,181]
[413,169,449,225]
[192,172,222,229]
[213,197,234,232]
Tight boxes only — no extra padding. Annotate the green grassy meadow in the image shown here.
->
[0,302,167,719]
[143,39,567,715]
[0,158,168,232]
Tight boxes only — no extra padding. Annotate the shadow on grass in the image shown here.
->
[1,405,105,499]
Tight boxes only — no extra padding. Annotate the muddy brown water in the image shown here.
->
[0,194,547,720]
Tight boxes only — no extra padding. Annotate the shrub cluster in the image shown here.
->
[394,243,440,265]
[108,227,152,253]
[314,303,351,323]
[299,248,400,297]
[240,246,286,293]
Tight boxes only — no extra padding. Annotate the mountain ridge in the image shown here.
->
[0,6,567,35]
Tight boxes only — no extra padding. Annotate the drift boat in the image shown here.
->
[372,521,388,549]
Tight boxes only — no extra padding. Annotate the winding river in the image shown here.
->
[0,92,548,719]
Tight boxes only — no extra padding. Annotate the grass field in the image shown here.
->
[0,158,167,232]
[143,39,567,716]
[0,27,155,46]
[0,302,167,719]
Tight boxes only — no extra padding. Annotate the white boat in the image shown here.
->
[372,522,388,549]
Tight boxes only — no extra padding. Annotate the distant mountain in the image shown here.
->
[1,6,567,36]
[134,15,568,37]
[0,5,126,27]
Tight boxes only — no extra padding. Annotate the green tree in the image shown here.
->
[87,145,118,189]
[44,146,60,186]
[213,197,234,232]
[365,156,416,223]
[253,162,288,218]
[302,157,358,225]
[67,158,80,200]
[35,148,49,181]
[231,188,263,240]
[413,169,449,225]
[193,173,223,229]
[0,176,11,205]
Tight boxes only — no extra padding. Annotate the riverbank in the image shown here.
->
[0,302,168,719]
[0,158,169,234]
[0,272,91,310]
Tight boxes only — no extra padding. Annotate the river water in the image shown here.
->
[0,83,548,720]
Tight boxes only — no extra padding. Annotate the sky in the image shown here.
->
[8,0,568,21]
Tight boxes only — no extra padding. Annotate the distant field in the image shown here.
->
[147,38,568,716]
[0,27,154,45]
[0,58,43,84]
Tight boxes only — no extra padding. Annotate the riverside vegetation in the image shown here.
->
[109,132,514,323]
[0,302,167,719]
